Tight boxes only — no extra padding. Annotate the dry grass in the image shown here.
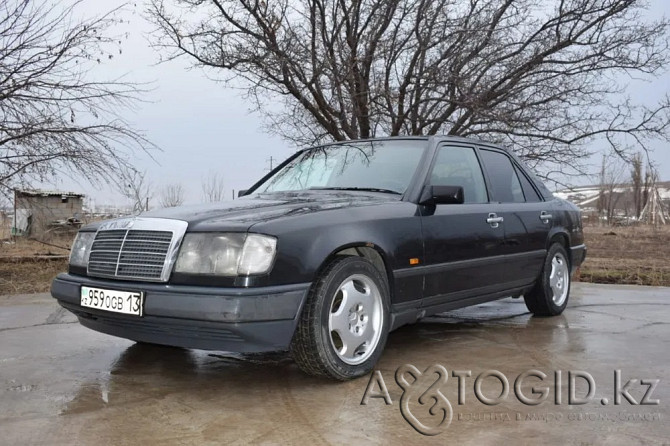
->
[0,258,68,295]
[0,233,73,296]
[0,236,72,257]
[579,225,670,287]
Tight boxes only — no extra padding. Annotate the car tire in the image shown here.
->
[290,256,391,380]
[524,243,571,316]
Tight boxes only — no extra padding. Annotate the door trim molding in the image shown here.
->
[393,249,546,278]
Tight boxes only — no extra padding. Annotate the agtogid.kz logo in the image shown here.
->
[360,364,660,436]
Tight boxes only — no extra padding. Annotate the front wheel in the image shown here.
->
[524,243,571,316]
[290,256,390,380]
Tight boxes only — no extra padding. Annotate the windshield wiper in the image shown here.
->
[309,187,402,195]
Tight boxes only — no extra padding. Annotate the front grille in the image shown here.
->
[88,229,174,281]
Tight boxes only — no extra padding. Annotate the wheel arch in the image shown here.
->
[314,242,394,302]
[547,229,571,265]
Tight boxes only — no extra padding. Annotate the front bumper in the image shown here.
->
[51,273,310,352]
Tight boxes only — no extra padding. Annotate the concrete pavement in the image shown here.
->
[0,283,668,445]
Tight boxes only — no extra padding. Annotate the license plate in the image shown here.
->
[80,286,144,316]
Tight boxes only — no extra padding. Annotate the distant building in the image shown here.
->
[554,181,669,225]
[12,190,85,236]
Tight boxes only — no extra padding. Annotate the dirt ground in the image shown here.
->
[0,225,668,295]
[579,225,670,287]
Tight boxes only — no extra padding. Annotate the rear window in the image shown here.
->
[479,149,525,203]
[515,165,542,202]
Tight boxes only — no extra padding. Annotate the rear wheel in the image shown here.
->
[291,256,390,380]
[524,243,571,316]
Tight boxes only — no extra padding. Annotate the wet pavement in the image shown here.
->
[0,283,668,445]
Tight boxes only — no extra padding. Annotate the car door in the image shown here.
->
[477,148,549,287]
[419,144,508,306]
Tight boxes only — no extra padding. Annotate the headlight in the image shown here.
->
[174,233,277,276]
[69,232,95,267]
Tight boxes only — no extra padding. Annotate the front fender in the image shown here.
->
[256,202,424,304]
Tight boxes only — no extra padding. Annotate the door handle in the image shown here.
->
[486,213,504,228]
[540,211,553,224]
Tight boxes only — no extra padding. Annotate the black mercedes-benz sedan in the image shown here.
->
[51,136,586,380]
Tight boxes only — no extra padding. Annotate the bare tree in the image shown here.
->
[120,169,153,214]
[0,0,155,196]
[630,152,656,219]
[159,183,185,207]
[642,168,653,218]
[201,171,225,202]
[639,165,666,225]
[597,154,626,224]
[631,153,643,219]
[149,0,670,179]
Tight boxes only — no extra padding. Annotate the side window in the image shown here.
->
[429,146,488,203]
[479,149,525,203]
[515,165,542,202]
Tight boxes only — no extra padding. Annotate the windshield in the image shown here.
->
[255,140,427,195]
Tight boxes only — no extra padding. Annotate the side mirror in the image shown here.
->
[419,185,464,205]
[237,189,248,198]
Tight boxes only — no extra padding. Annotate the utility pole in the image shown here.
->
[266,156,276,172]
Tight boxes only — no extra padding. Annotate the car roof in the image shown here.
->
[306,135,509,153]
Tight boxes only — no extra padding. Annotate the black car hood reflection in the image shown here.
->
[91,191,400,232]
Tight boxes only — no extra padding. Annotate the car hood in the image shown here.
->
[83,191,399,232]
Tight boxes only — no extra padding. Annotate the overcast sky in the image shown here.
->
[41,0,670,208]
